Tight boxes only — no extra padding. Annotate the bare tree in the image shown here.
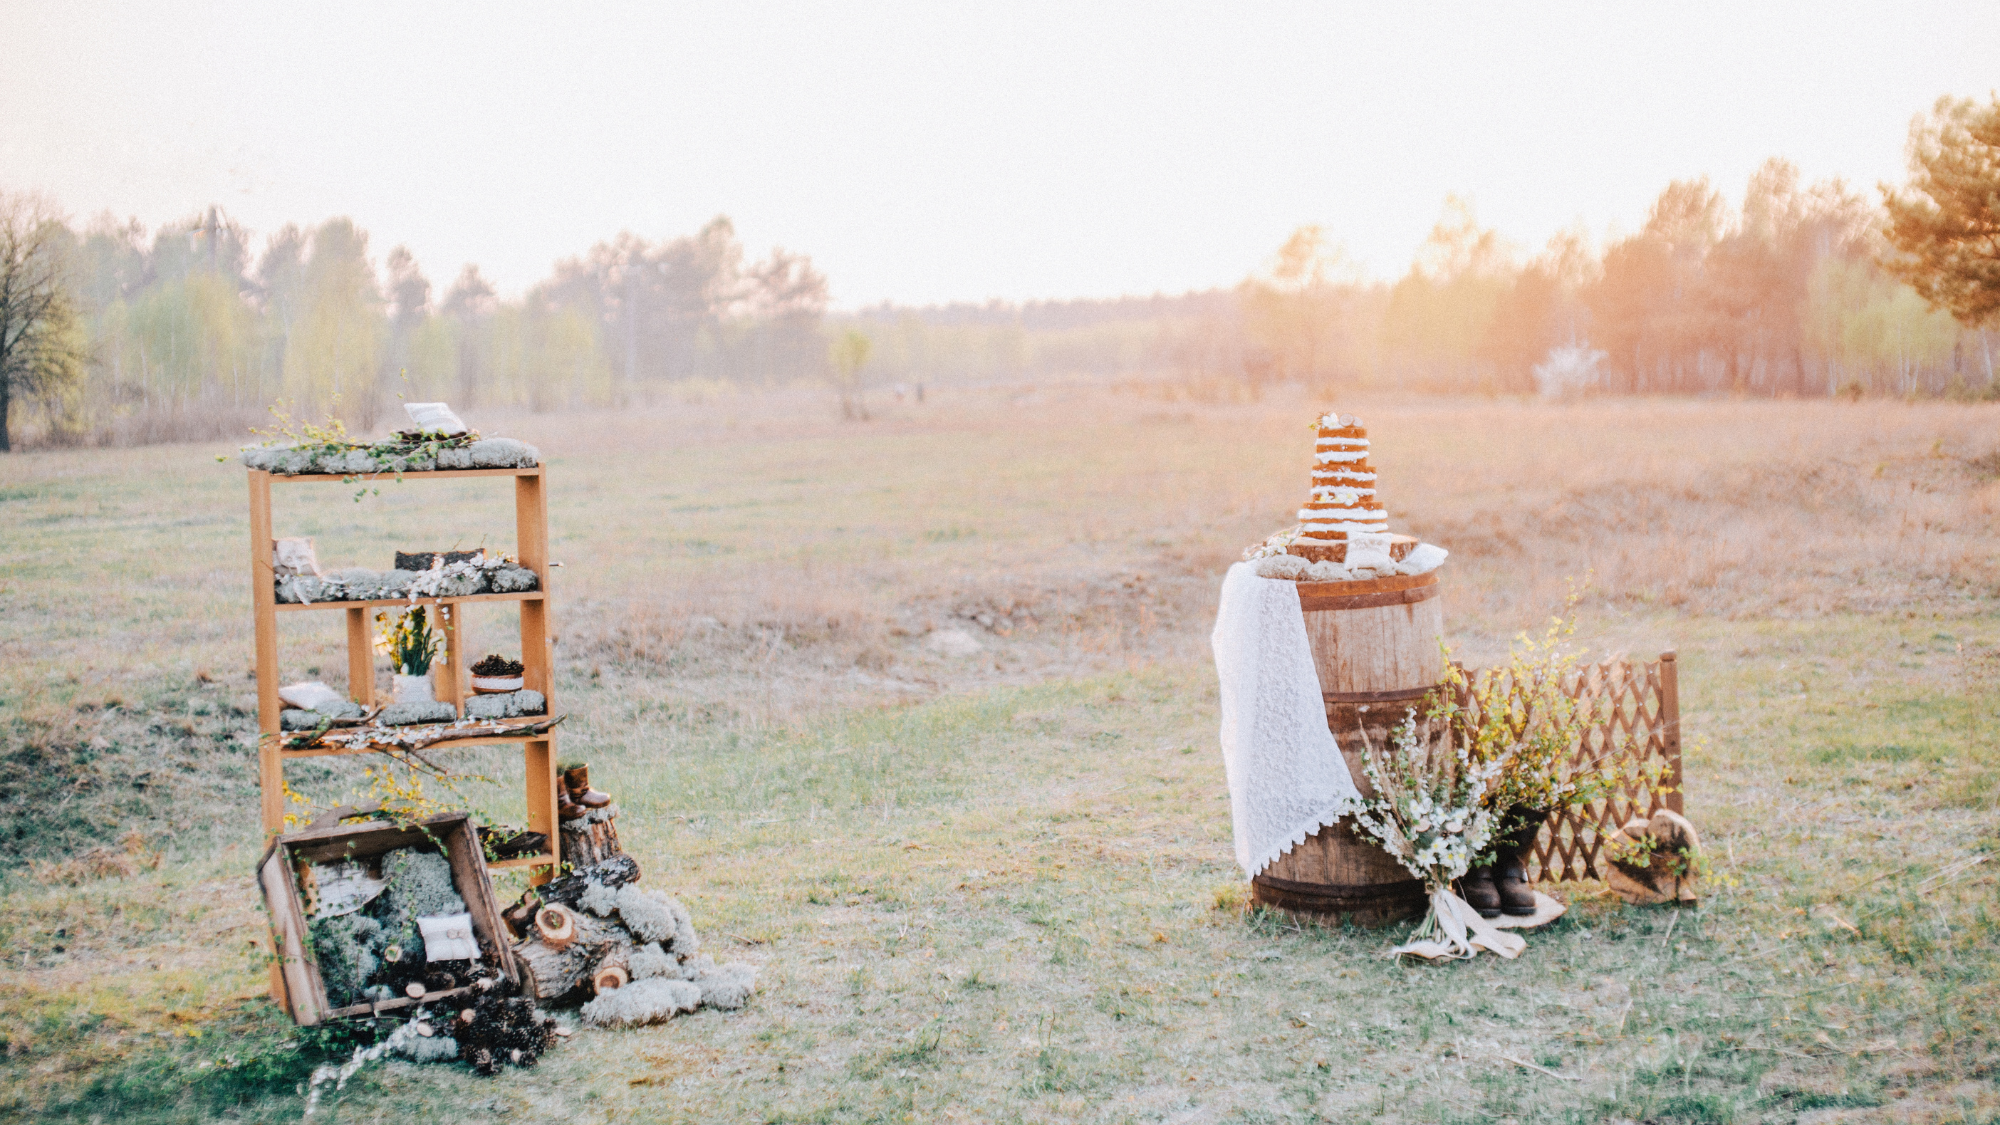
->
[0,194,86,451]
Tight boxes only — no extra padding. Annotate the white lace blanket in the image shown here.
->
[1211,562,1362,878]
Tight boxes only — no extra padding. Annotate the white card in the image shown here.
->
[312,860,387,918]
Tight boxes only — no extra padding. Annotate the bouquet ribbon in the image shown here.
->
[1389,889,1529,961]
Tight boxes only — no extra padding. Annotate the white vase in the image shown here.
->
[392,672,435,704]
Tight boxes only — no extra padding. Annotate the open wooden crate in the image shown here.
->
[256,812,519,1026]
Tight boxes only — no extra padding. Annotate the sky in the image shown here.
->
[2,2,1996,308]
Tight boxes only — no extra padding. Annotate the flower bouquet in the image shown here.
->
[1350,692,1526,961]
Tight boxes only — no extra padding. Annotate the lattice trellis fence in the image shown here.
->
[1463,651,1684,883]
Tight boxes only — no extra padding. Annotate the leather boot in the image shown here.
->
[1494,810,1547,916]
[1459,865,1502,918]
[561,764,612,809]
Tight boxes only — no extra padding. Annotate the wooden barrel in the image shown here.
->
[1250,571,1445,927]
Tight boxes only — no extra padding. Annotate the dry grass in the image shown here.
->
[0,386,1996,1122]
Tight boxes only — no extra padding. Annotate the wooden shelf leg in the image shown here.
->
[249,470,280,736]
[515,472,554,708]
[439,605,467,715]
[525,736,559,886]
[346,607,375,709]
[1659,650,1683,815]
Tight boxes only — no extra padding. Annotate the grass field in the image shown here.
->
[1,385,1997,1123]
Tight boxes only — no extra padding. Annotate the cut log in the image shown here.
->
[516,939,590,1000]
[536,854,641,911]
[515,911,637,1001]
[591,965,630,994]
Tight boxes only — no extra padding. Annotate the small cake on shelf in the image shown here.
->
[1243,410,1448,583]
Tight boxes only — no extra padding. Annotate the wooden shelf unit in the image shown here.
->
[246,464,561,886]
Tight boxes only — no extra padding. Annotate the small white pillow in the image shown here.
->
[403,402,469,436]
[277,681,343,711]
[418,912,482,962]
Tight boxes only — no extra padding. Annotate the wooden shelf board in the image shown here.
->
[274,590,545,613]
[269,719,562,758]
[489,852,557,870]
[267,466,542,484]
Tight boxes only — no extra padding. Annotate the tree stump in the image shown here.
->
[559,807,624,869]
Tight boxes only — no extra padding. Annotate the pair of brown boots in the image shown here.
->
[558,764,611,820]
[1461,814,1543,918]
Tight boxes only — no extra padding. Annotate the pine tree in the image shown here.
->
[1881,96,2000,327]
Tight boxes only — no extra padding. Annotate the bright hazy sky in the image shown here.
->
[3,2,1996,308]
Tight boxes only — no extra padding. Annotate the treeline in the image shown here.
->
[4,114,1996,450]
[848,158,1993,401]
[15,212,826,446]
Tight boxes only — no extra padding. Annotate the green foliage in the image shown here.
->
[376,606,440,675]
[1456,587,1638,824]
[828,328,873,420]
[0,194,89,451]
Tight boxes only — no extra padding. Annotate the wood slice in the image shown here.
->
[534,904,578,949]
[1287,535,1416,564]
[590,965,630,994]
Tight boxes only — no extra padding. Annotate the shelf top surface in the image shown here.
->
[259,465,543,484]
[275,589,545,612]
[270,716,562,756]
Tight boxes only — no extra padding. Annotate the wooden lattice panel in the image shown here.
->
[1463,651,1684,883]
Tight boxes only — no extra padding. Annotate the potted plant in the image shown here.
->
[377,607,441,703]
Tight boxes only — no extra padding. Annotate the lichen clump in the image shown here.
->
[566,877,754,1029]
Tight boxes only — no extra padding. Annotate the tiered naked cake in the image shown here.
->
[1288,412,1414,565]
[1246,411,1431,575]
[1298,412,1388,544]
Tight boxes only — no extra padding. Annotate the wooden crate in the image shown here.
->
[1462,651,1684,883]
[256,812,520,1026]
